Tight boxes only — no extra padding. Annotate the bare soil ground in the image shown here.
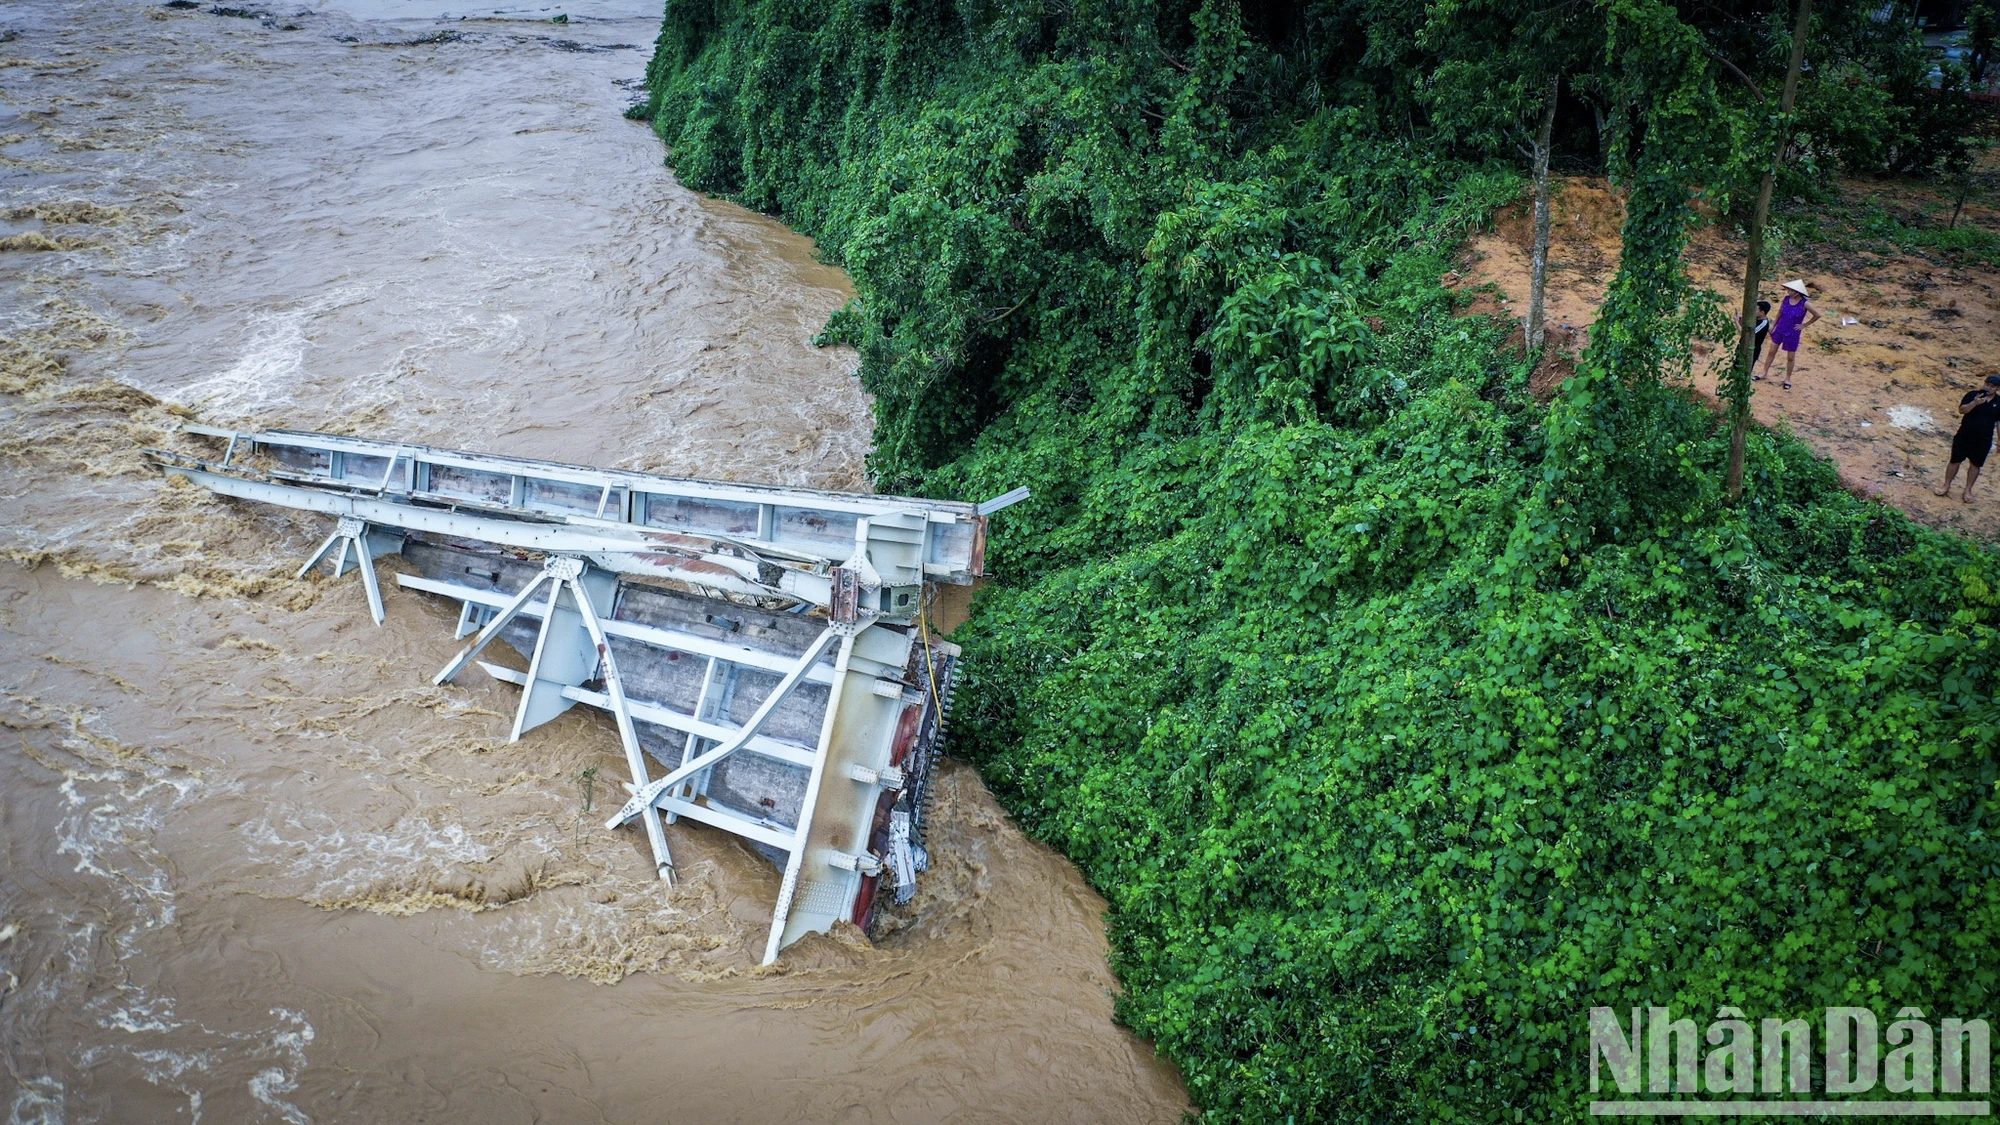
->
[1456,171,2000,542]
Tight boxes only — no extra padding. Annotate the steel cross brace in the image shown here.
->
[604,624,842,832]
[432,555,677,884]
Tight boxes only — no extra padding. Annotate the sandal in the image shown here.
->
[1782,381,1791,389]
[1753,373,1764,381]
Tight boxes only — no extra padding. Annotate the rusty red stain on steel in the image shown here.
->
[633,554,738,577]
[637,530,708,549]
[849,872,879,928]
[867,789,896,850]
[968,515,988,576]
[888,701,922,768]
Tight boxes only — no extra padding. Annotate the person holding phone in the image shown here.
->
[1937,372,2000,504]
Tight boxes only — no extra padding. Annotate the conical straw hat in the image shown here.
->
[1782,278,1809,297]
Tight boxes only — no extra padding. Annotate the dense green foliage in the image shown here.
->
[641,1,2000,1118]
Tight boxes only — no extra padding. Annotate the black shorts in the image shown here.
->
[1952,429,1994,468]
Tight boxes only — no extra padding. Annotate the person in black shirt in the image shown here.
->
[1937,373,2000,503]
[1747,300,1772,376]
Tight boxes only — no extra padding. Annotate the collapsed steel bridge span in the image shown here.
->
[148,425,1027,963]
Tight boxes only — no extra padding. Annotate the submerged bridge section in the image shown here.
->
[149,426,1023,963]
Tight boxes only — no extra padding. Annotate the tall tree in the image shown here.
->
[1420,0,1599,356]
[1724,0,1813,502]
[1970,2,1998,88]
[1526,74,1560,353]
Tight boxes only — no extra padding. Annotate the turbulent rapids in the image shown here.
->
[0,0,1190,1117]
[150,424,1023,962]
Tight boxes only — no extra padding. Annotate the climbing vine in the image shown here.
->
[642,1,2000,1119]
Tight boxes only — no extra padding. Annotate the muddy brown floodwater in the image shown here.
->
[0,2,1188,1121]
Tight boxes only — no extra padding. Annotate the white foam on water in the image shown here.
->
[36,706,195,928]
[102,994,186,1036]
[129,1047,217,1084]
[7,1076,66,1125]
[245,1009,317,1125]
[173,288,368,414]
[246,808,498,878]
[1,696,333,1121]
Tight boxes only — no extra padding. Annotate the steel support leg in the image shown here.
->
[762,629,859,965]
[351,522,385,625]
[297,516,393,625]
[568,574,675,884]
[509,576,578,740]
[436,556,678,884]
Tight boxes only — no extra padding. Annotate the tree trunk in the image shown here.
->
[1527,75,1560,355]
[1724,0,1812,502]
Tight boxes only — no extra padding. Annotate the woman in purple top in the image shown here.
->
[1756,279,1820,389]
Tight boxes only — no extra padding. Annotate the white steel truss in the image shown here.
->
[148,424,1011,623]
[149,426,991,962]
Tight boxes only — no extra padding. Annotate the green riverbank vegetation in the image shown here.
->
[638,1,2000,1118]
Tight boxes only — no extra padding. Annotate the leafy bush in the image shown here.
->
[1799,196,2000,267]
[1898,221,2000,266]
[644,1,2000,1119]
